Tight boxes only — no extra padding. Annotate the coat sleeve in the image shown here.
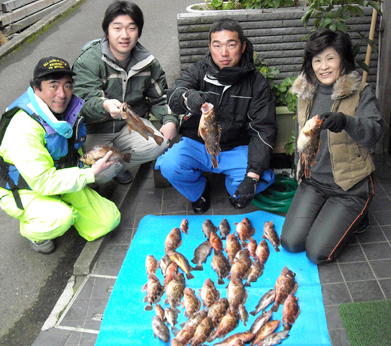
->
[146,59,178,125]
[246,73,278,175]
[3,112,95,196]
[166,62,203,115]
[72,53,112,125]
[344,85,388,147]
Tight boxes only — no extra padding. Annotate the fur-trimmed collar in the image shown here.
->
[290,70,362,101]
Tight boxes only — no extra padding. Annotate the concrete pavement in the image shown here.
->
[0,0,194,344]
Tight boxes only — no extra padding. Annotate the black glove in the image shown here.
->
[319,112,347,133]
[183,90,208,114]
[233,176,259,208]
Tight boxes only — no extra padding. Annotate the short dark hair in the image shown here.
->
[208,18,245,44]
[302,29,356,84]
[30,72,73,91]
[102,1,144,38]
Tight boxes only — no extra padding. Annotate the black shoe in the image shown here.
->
[114,170,133,184]
[356,214,370,234]
[192,181,211,214]
[228,194,247,209]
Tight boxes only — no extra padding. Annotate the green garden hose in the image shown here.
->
[251,174,298,213]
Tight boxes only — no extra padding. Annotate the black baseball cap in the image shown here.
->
[33,56,76,79]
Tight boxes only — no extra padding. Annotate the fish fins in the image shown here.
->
[194,264,203,271]
[186,272,195,280]
[122,152,132,163]
[153,134,164,146]
[210,154,218,168]
[217,277,225,285]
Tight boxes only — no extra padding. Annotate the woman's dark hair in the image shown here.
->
[30,72,73,91]
[102,1,144,38]
[208,18,245,44]
[302,28,356,84]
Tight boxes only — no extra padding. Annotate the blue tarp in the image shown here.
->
[95,211,331,346]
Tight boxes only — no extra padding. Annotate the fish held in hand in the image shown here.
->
[120,102,164,146]
[297,114,323,178]
[80,145,131,165]
[192,240,212,271]
[263,220,280,252]
[152,315,170,343]
[199,102,221,168]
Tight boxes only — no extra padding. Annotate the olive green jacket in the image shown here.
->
[72,38,178,134]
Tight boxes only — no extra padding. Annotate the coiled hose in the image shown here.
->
[251,174,298,213]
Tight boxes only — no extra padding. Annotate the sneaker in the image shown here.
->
[114,170,133,184]
[28,239,55,254]
[192,181,211,214]
[355,214,370,234]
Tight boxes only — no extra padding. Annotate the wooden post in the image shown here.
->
[362,6,378,83]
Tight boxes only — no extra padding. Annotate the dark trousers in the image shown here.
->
[281,176,374,265]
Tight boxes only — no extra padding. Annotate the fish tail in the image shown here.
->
[244,281,251,287]
[249,310,257,316]
[271,302,279,312]
[122,152,132,163]
[218,277,225,285]
[194,264,203,271]
[211,154,218,168]
[144,303,153,311]
[153,134,164,146]
[186,272,195,280]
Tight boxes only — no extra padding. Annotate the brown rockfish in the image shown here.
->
[165,227,182,253]
[120,102,164,145]
[80,145,131,165]
[218,218,231,240]
[297,114,323,178]
[191,240,212,271]
[142,273,164,311]
[152,315,170,343]
[282,294,300,330]
[263,220,280,252]
[272,266,298,312]
[211,250,231,285]
[199,102,221,168]
[168,251,195,280]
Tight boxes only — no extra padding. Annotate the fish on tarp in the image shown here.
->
[250,288,276,316]
[155,303,165,322]
[207,298,229,328]
[271,266,298,312]
[246,237,258,261]
[297,114,323,178]
[211,250,231,285]
[173,325,197,346]
[229,258,250,281]
[282,294,300,330]
[249,310,273,334]
[225,233,242,263]
[233,249,252,270]
[165,227,182,253]
[251,320,280,346]
[192,240,212,271]
[227,275,247,314]
[182,287,201,318]
[120,102,164,146]
[209,231,223,252]
[218,218,231,239]
[263,221,280,252]
[208,310,239,342]
[244,261,263,287]
[199,278,220,307]
[238,303,249,326]
[165,272,186,313]
[152,315,170,343]
[180,309,208,329]
[160,253,172,276]
[257,329,289,346]
[199,102,221,168]
[180,218,189,234]
[255,240,270,265]
[168,250,195,280]
[235,217,255,247]
[165,306,179,332]
[163,262,179,286]
[213,331,255,346]
[202,219,217,239]
[191,316,214,346]
[141,273,164,311]
[145,254,159,275]
[80,145,131,165]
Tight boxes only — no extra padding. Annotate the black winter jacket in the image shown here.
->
[167,40,277,176]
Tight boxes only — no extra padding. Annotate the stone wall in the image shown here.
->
[177,6,379,88]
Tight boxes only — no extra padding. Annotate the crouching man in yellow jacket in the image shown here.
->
[0,56,121,254]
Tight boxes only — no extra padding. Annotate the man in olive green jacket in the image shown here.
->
[73,1,178,184]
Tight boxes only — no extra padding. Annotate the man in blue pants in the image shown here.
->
[156,19,277,214]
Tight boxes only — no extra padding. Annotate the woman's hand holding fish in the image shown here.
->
[319,112,347,133]
[103,99,123,119]
[160,121,177,140]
